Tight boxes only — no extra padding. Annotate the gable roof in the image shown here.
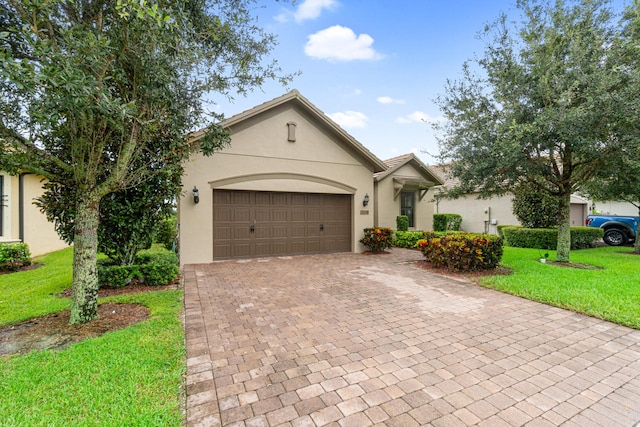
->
[189,90,387,173]
[429,163,459,188]
[374,153,443,186]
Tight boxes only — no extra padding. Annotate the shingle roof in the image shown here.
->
[374,153,443,186]
[429,163,460,188]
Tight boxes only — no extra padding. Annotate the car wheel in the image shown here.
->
[603,228,628,246]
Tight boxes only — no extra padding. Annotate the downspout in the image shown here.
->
[18,173,24,242]
[0,175,3,237]
[373,180,379,227]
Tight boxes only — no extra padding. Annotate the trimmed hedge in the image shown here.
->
[497,224,521,238]
[0,242,31,271]
[396,215,409,232]
[417,232,503,272]
[98,246,179,288]
[360,227,393,253]
[393,230,425,248]
[433,214,462,232]
[501,226,603,250]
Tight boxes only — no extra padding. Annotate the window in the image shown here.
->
[400,191,414,228]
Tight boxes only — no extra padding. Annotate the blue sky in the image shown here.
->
[210,0,627,165]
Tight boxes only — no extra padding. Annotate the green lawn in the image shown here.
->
[0,248,185,426]
[0,248,73,324]
[482,245,640,329]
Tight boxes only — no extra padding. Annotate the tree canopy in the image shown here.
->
[0,0,293,323]
[434,0,640,262]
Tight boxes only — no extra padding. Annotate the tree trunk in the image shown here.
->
[556,192,571,262]
[70,195,101,324]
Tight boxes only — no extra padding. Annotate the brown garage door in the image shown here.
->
[213,190,352,259]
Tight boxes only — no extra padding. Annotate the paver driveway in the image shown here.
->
[184,249,640,427]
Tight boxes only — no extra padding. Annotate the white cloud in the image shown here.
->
[305,25,382,62]
[377,96,405,105]
[396,111,444,124]
[295,0,337,22]
[276,0,337,23]
[327,111,368,128]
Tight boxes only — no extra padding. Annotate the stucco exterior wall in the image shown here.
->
[179,103,376,265]
[22,175,69,256]
[375,164,435,231]
[432,191,519,234]
[0,173,69,256]
[594,200,638,217]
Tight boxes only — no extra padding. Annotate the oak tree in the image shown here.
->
[435,0,639,262]
[0,0,292,323]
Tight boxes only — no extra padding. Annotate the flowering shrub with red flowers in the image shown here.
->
[360,227,393,253]
[417,232,503,271]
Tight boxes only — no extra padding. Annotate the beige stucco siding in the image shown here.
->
[432,191,518,234]
[0,173,68,256]
[179,104,376,265]
[595,200,638,217]
[22,175,68,256]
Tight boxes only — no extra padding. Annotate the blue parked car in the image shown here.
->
[585,214,638,246]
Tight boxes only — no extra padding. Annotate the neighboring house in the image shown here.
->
[374,153,443,231]
[429,165,589,234]
[178,90,442,264]
[0,172,69,256]
[593,200,638,217]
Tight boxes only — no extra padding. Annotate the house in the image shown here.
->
[593,200,638,217]
[178,90,442,264]
[429,165,590,234]
[374,153,443,231]
[0,172,69,256]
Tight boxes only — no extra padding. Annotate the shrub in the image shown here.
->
[396,215,409,232]
[97,263,140,289]
[139,263,180,286]
[393,230,426,248]
[135,246,179,266]
[433,214,462,232]
[571,226,604,249]
[512,181,559,228]
[502,226,604,250]
[497,225,520,238]
[155,216,177,251]
[417,232,503,271]
[360,228,393,253]
[98,246,179,288]
[0,242,31,271]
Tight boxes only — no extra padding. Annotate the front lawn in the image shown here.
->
[482,246,640,329]
[0,248,185,426]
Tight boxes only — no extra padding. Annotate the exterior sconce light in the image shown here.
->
[192,186,200,204]
[363,193,369,207]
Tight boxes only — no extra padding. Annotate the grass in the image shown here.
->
[0,248,73,324]
[0,248,185,426]
[482,245,640,329]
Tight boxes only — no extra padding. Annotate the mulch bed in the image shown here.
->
[0,263,43,275]
[0,303,150,357]
[414,260,513,281]
[1,266,180,357]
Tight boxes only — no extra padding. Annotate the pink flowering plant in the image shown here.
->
[360,227,393,253]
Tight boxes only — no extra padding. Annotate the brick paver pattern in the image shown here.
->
[184,249,640,426]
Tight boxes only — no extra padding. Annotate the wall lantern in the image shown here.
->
[192,186,200,204]
[363,193,370,207]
